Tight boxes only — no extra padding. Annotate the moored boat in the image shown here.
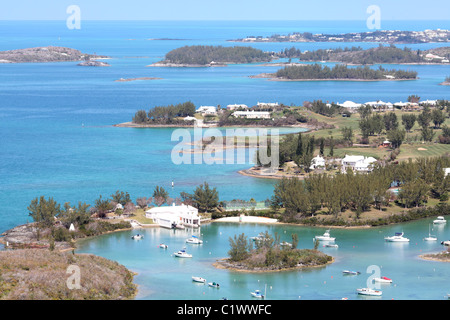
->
[343,270,360,275]
[192,276,206,283]
[433,216,446,225]
[186,235,203,244]
[357,288,382,296]
[131,234,144,240]
[208,282,220,288]
[159,243,168,249]
[250,290,265,299]
[373,276,392,283]
[424,224,437,241]
[324,244,339,248]
[384,232,409,242]
[314,230,335,241]
[174,248,192,258]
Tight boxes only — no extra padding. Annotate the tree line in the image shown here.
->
[275,64,417,80]
[270,155,450,222]
[132,101,196,124]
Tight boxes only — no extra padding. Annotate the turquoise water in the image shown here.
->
[76,219,450,300]
[1,20,450,299]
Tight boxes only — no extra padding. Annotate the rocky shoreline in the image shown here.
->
[0,46,109,63]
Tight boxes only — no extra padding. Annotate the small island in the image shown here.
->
[440,76,450,86]
[0,46,109,63]
[214,231,333,272]
[77,60,110,67]
[147,45,275,67]
[420,248,450,262]
[253,64,418,81]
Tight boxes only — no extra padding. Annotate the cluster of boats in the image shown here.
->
[192,277,220,288]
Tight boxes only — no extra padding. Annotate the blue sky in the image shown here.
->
[1,0,449,20]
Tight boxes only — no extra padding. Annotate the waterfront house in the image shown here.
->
[445,168,450,177]
[232,110,271,119]
[145,204,201,228]
[257,102,279,108]
[341,155,377,173]
[196,106,217,115]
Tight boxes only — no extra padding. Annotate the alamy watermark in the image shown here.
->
[66,5,81,30]
[366,5,381,30]
[66,264,81,290]
[171,127,279,175]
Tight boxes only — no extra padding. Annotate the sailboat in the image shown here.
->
[424,224,437,241]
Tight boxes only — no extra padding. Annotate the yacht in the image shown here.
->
[424,224,437,241]
[356,288,382,296]
[192,276,206,283]
[342,270,360,275]
[384,232,409,242]
[174,248,192,258]
[186,235,203,244]
[433,216,446,225]
[314,230,335,241]
[131,234,144,240]
[208,282,220,288]
[159,243,168,249]
[250,290,265,299]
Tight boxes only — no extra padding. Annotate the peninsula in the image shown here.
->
[229,29,450,44]
[0,46,109,63]
[147,45,275,67]
[278,45,450,65]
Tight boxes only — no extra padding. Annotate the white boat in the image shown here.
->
[314,230,335,241]
[186,235,203,244]
[433,216,446,224]
[192,276,206,283]
[373,276,393,284]
[357,288,382,296]
[159,243,168,249]
[384,232,409,242]
[342,270,360,275]
[280,241,292,247]
[174,249,192,258]
[424,224,437,241]
[131,234,144,240]
[324,244,339,248]
[250,290,265,299]
[441,240,450,246]
[250,233,266,241]
[208,282,220,288]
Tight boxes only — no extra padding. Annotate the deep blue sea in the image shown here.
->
[1,20,450,300]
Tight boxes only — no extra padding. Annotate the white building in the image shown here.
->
[233,110,271,119]
[338,101,362,112]
[341,155,377,173]
[310,155,326,170]
[365,100,394,111]
[226,104,248,110]
[257,102,279,108]
[445,168,450,177]
[196,106,217,115]
[145,204,201,229]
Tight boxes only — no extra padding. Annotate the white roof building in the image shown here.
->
[226,104,248,110]
[310,155,326,170]
[257,102,279,108]
[233,110,271,119]
[196,106,217,115]
[145,204,200,228]
[341,155,377,173]
[445,168,450,177]
[338,101,362,112]
[183,116,197,121]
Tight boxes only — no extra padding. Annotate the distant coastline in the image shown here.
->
[114,77,163,82]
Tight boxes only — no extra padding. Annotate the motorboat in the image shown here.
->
[424,224,437,241]
[208,282,220,288]
[324,244,339,248]
[174,249,192,258]
[192,276,206,283]
[384,232,409,242]
[250,290,265,299]
[186,235,203,244]
[373,276,392,284]
[250,233,266,241]
[356,288,382,296]
[433,216,446,225]
[342,270,360,275]
[441,240,450,246]
[314,230,335,241]
[159,243,168,249]
[280,241,293,248]
[131,234,144,240]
